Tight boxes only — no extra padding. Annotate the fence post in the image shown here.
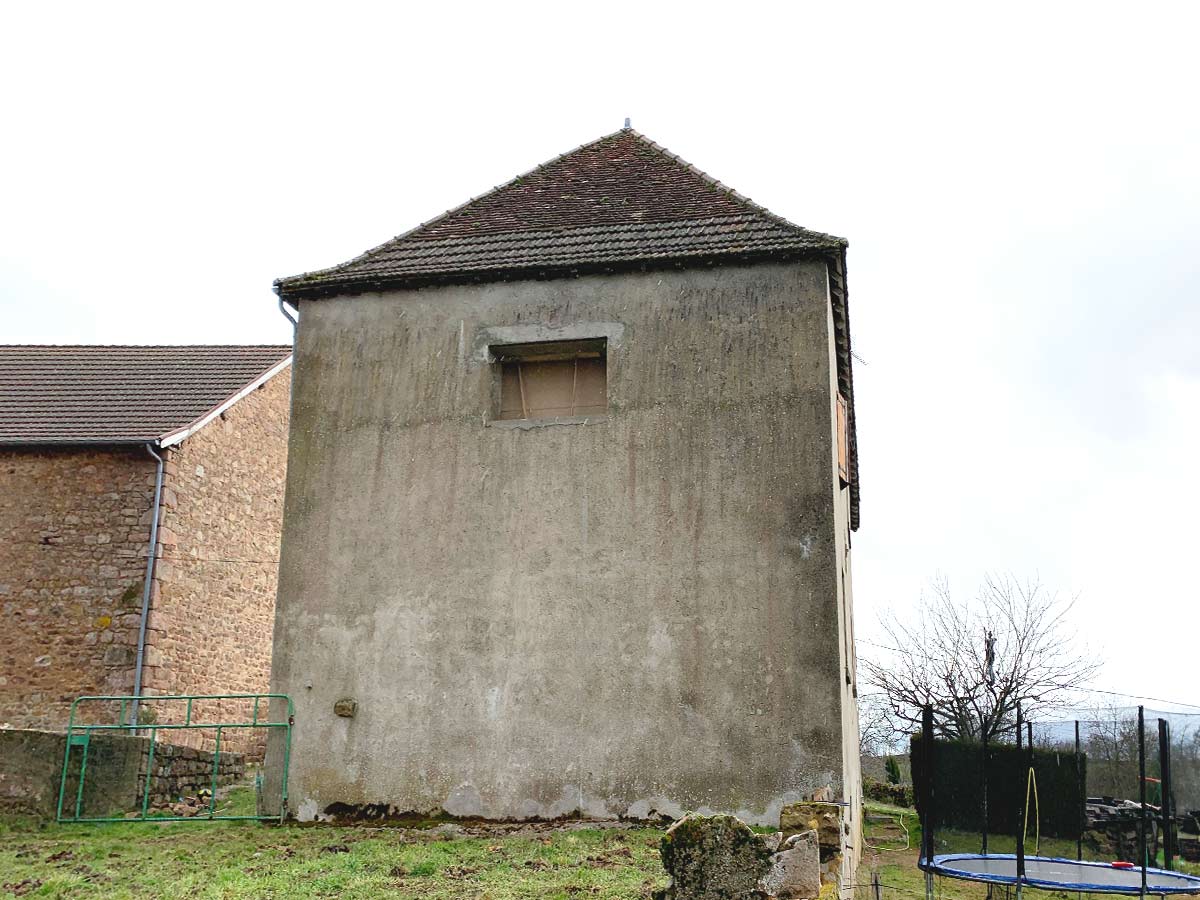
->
[1138,706,1147,898]
[1159,719,1173,870]
[921,704,935,900]
[981,729,989,855]
[1016,703,1025,887]
[1076,720,1084,862]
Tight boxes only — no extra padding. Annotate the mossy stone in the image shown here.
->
[659,814,774,899]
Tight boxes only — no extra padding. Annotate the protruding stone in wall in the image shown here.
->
[655,814,823,900]
[780,801,841,854]
[779,801,844,891]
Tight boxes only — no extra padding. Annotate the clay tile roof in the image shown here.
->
[0,345,292,446]
[274,128,847,299]
[275,126,860,530]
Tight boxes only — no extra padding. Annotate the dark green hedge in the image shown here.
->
[910,735,1087,839]
[864,777,914,808]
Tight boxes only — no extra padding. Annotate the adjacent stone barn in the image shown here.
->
[269,128,862,847]
[0,345,291,756]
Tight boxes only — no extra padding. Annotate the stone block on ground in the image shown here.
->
[656,815,825,900]
[656,814,773,899]
[757,830,821,899]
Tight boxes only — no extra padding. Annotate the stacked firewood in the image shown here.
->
[1084,797,1159,861]
[1177,810,1200,863]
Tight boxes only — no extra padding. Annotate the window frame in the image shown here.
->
[489,337,609,426]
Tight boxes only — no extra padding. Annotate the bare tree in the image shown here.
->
[862,573,1100,743]
[859,692,904,757]
[1073,707,1200,807]
[1077,705,1141,800]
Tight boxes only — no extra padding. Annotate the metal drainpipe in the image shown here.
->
[278,297,298,397]
[278,296,297,337]
[130,443,164,726]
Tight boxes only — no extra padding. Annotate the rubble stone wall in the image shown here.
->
[0,448,159,728]
[138,740,246,807]
[0,367,290,755]
[146,370,290,759]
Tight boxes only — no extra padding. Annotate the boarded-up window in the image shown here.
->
[836,392,850,484]
[494,339,607,421]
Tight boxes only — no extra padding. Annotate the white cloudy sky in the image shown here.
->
[3,3,1197,713]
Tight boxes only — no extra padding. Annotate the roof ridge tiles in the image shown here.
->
[269,126,861,530]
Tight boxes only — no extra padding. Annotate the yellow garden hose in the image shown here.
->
[1022,767,1041,857]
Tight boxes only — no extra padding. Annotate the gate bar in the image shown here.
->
[73,730,90,820]
[141,727,158,818]
[209,726,222,817]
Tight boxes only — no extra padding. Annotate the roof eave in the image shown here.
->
[827,248,860,531]
[0,439,162,449]
[274,245,847,303]
[158,355,292,448]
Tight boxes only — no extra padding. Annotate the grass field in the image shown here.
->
[0,788,669,899]
[4,795,1197,899]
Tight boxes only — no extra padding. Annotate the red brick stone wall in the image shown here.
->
[0,367,290,756]
[0,448,157,728]
[143,370,290,757]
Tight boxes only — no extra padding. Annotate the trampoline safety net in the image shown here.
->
[909,703,1200,895]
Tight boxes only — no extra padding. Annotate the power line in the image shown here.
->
[856,637,1200,713]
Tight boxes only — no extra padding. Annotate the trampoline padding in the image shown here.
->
[922,854,1200,894]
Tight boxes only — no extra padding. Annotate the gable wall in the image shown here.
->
[144,369,290,757]
[270,261,851,823]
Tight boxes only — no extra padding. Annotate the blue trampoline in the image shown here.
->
[923,854,1200,895]
[914,704,1200,897]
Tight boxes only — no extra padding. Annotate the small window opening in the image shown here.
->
[493,339,607,421]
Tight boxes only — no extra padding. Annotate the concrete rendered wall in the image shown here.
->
[270,261,852,825]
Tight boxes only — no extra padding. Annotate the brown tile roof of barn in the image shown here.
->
[275,126,860,529]
[0,345,292,446]
[274,128,847,299]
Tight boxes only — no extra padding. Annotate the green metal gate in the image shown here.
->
[56,693,293,823]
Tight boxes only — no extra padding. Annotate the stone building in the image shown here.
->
[268,127,862,852]
[0,345,291,755]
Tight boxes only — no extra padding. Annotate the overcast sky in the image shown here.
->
[3,3,1197,715]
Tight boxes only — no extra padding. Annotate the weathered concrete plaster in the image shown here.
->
[267,260,855,826]
[824,273,863,890]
